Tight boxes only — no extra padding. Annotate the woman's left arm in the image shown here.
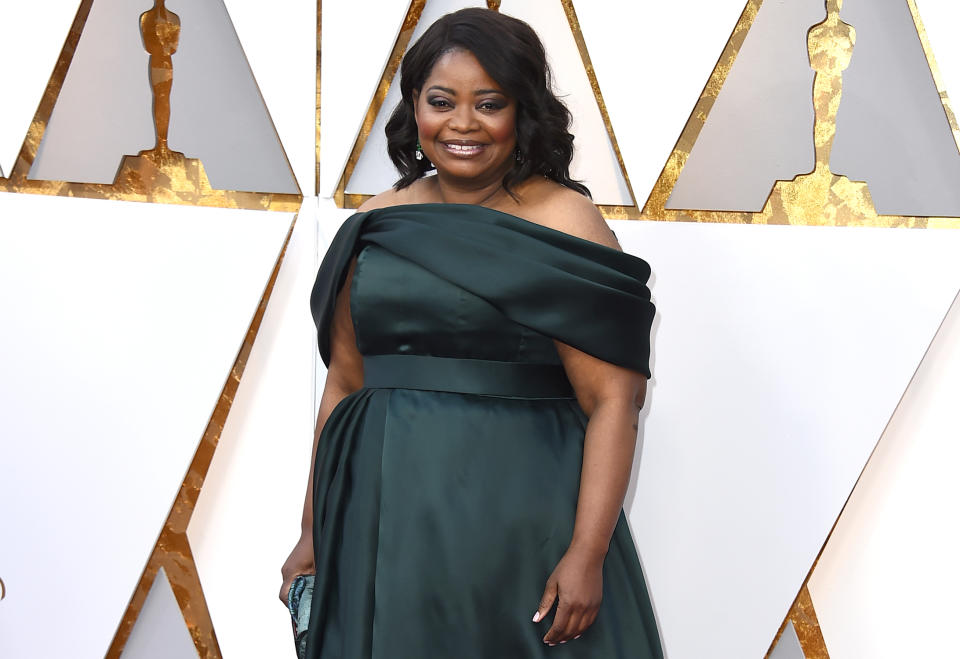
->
[535,341,647,646]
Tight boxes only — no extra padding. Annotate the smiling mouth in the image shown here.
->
[441,141,487,157]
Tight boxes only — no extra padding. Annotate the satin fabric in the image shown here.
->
[305,204,662,658]
[310,203,655,376]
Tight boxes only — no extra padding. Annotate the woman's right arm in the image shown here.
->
[279,260,364,603]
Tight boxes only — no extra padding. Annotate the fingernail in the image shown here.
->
[574,634,582,639]
[532,611,541,623]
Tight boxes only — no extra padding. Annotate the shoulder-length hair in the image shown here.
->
[385,8,590,198]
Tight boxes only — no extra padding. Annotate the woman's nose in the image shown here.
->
[447,105,479,132]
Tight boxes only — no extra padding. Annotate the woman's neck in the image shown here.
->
[431,175,506,207]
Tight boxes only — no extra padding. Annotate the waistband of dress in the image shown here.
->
[361,354,574,399]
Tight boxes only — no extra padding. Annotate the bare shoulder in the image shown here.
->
[357,180,430,211]
[357,188,403,212]
[517,180,621,251]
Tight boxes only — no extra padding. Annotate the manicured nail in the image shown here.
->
[574,635,582,640]
[532,611,542,623]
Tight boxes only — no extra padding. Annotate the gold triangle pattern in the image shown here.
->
[1,2,303,656]
[0,0,301,212]
[763,285,960,659]
[331,0,641,220]
[764,585,830,659]
[643,0,960,228]
[105,218,297,659]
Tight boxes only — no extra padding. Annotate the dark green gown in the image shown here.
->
[306,203,662,658]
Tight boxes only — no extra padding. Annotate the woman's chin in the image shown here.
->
[433,158,511,185]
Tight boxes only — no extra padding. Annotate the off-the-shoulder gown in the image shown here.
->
[304,203,662,658]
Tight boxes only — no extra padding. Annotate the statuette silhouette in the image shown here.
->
[113,0,214,199]
[760,0,877,225]
[140,0,181,162]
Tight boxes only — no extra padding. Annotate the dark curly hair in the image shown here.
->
[385,8,590,198]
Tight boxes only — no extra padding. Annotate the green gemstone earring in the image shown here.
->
[415,140,424,161]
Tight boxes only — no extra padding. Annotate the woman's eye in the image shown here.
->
[428,98,451,108]
[478,101,503,112]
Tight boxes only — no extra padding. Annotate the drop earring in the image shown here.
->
[415,140,424,161]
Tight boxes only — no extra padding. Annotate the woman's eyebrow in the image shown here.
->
[425,85,505,96]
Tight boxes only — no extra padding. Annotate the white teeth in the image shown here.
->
[445,143,482,153]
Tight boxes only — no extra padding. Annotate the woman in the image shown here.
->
[281,8,661,658]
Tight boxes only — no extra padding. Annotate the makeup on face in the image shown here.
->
[414,49,517,185]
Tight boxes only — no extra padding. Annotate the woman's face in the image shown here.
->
[413,49,517,186]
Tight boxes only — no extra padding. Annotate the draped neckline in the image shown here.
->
[354,202,649,276]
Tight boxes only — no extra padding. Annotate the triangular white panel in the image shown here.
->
[119,568,200,659]
[613,219,960,658]
[28,0,298,194]
[576,0,748,207]
[0,1,79,176]
[0,192,291,659]
[808,293,960,658]
[319,0,413,197]
[187,200,320,658]
[342,0,630,204]
[28,0,155,183]
[343,0,486,197]
[666,0,821,211]
[319,0,747,203]
[223,0,318,194]
[500,0,629,205]
[832,0,960,216]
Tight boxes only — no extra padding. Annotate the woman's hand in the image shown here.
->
[533,544,605,646]
[279,533,315,605]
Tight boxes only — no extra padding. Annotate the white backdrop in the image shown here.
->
[323,4,960,659]
[0,192,293,659]
[2,1,960,658]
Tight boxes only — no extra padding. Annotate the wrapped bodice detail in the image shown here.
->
[351,245,562,365]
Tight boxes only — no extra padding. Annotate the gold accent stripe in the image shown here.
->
[560,0,641,219]
[641,0,762,221]
[316,0,322,196]
[105,213,299,658]
[764,288,960,658]
[331,1,642,220]
[907,0,960,154]
[334,0,426,207]
[7,0,94,181]
[0,176,303,213]
[641,0,960,227]
[105,530,220,658]
[1,0,302,212]
[764,585,830,659]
